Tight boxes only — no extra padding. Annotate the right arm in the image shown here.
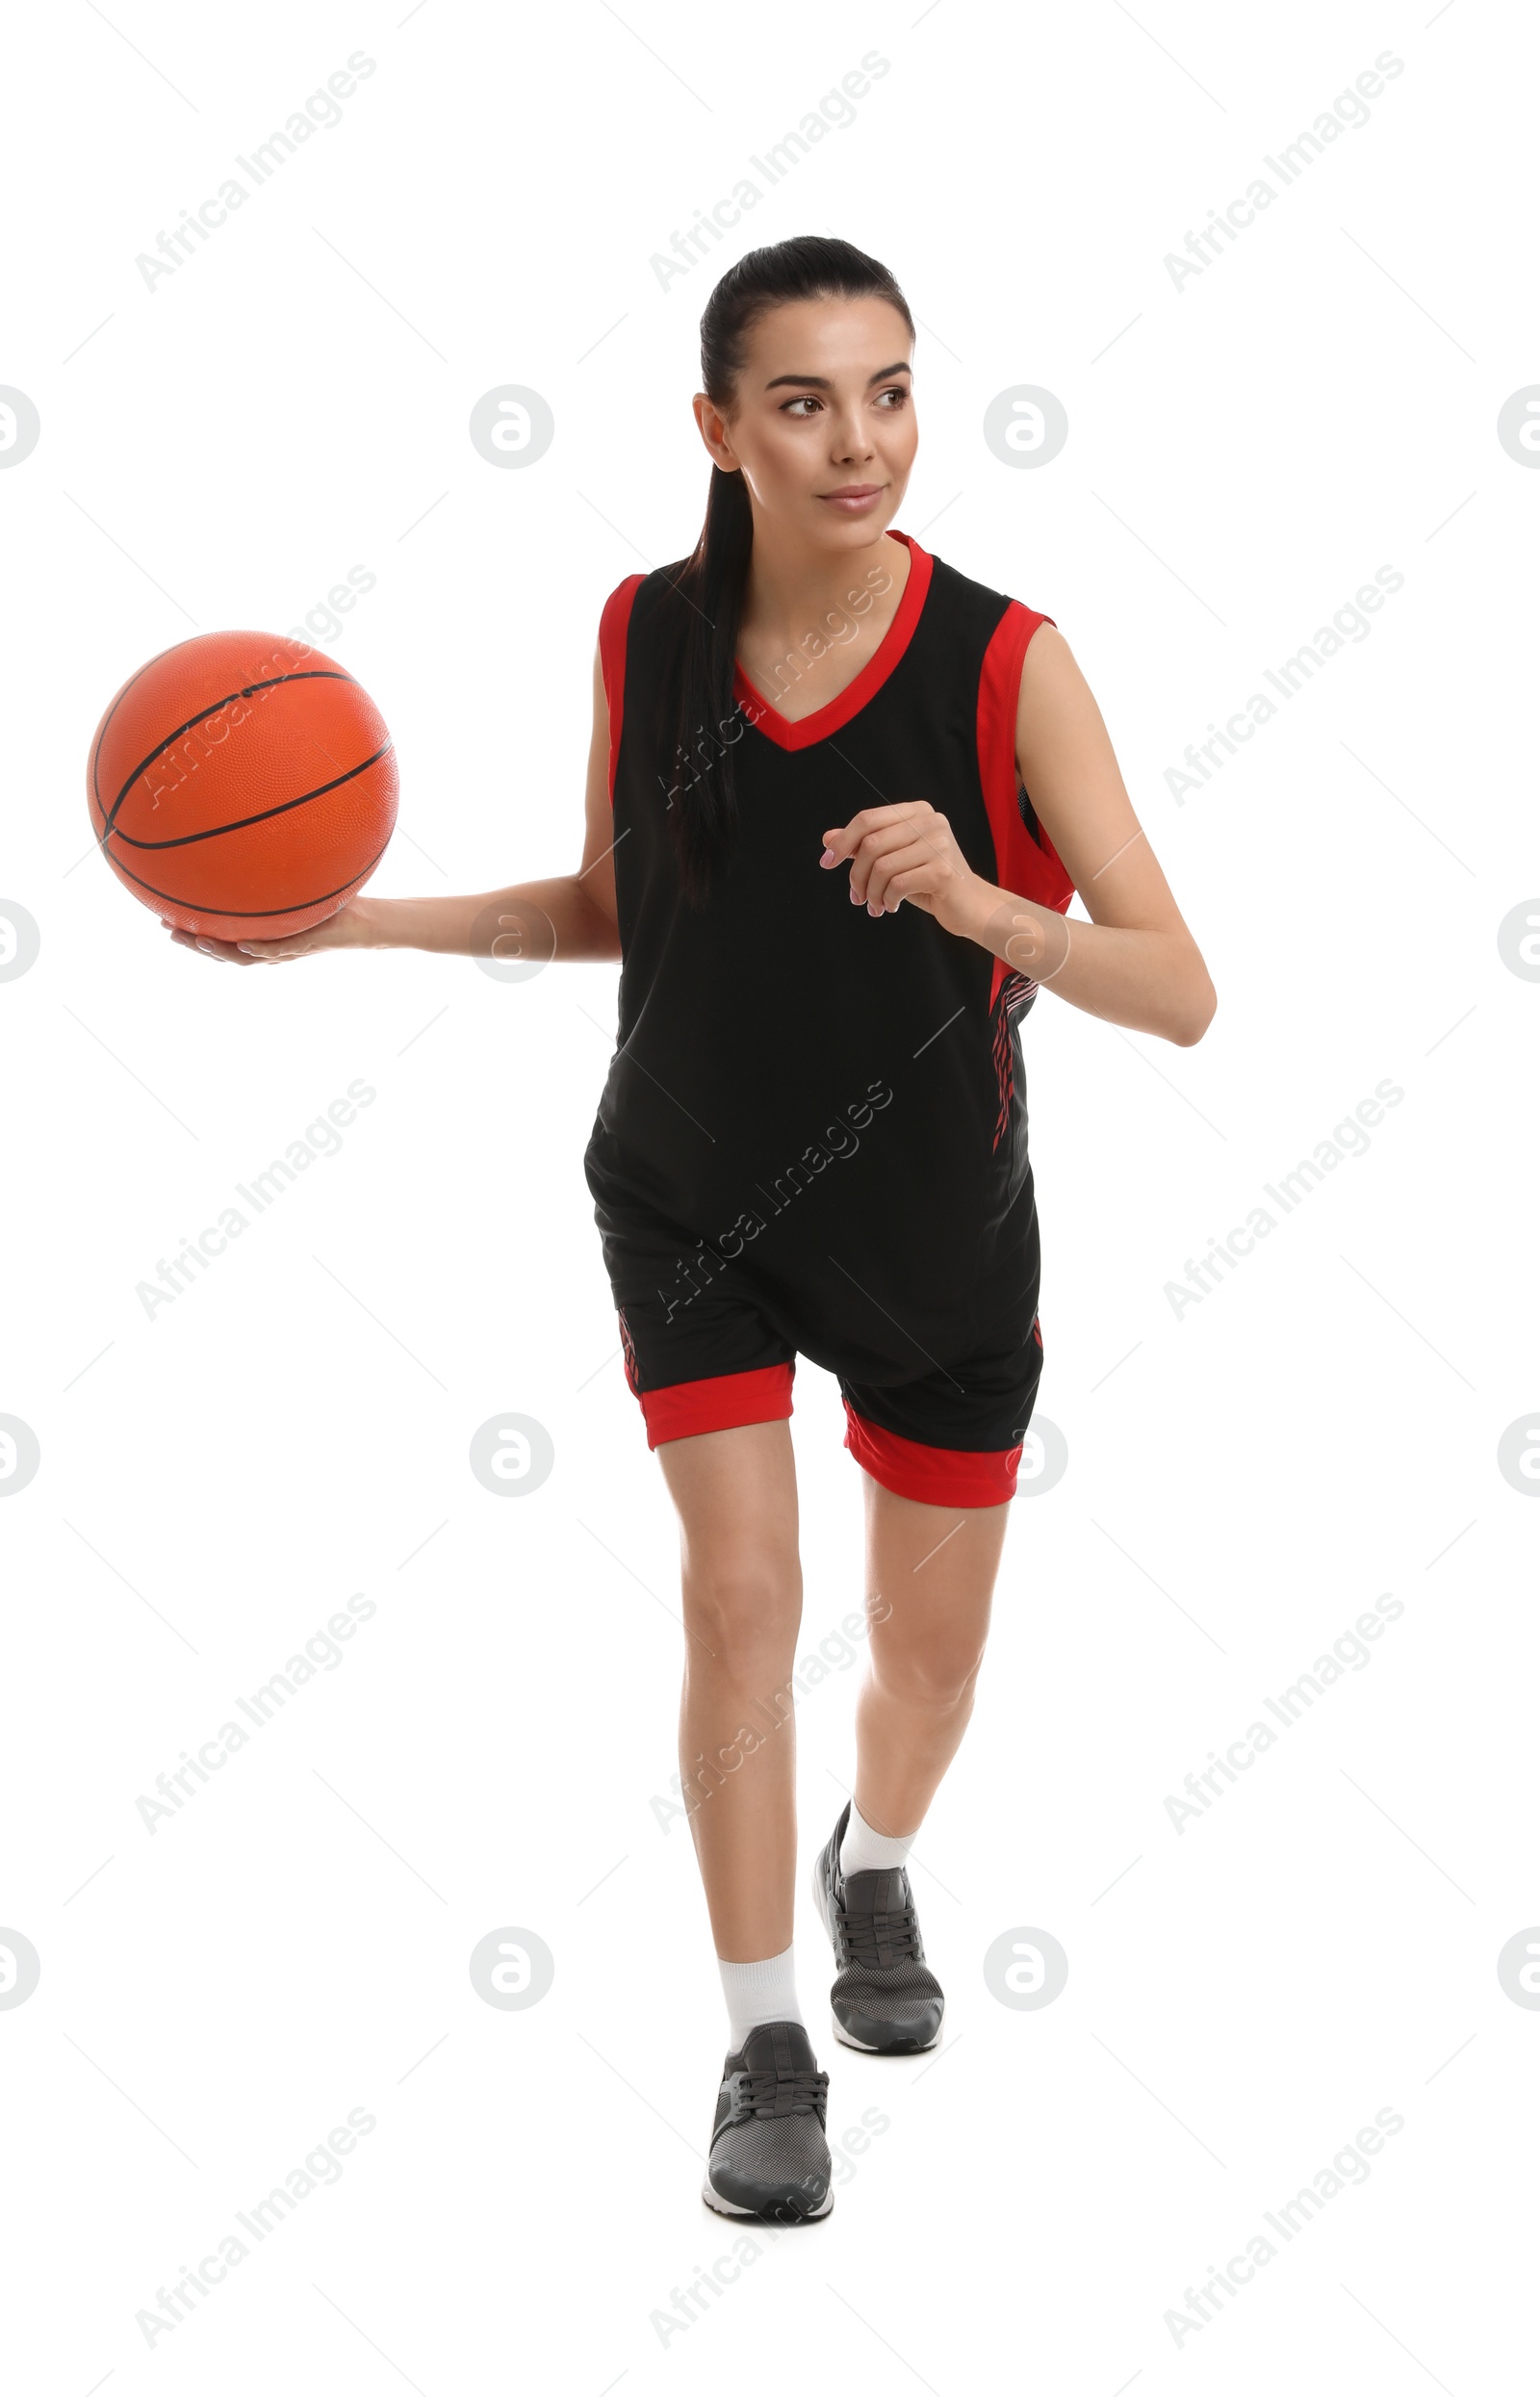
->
[167,644,622,967]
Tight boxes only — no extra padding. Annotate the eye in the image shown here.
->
[876,385,910,407]
[781,394,823,417]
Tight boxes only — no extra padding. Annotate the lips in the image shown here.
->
[817,484,885,511]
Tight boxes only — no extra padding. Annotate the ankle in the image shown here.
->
[718,1944,803,2049]
[840,1798,920,1879]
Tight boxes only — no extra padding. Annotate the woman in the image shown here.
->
[171,236,1216,2226]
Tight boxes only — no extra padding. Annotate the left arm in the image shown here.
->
[820,625,1217,1046]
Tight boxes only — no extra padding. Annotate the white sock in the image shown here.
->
[718,1944,803,2050]
[840,1799,918,1880]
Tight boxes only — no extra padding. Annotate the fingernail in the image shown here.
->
[819,847,837,866]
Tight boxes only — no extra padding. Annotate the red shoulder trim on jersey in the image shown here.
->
[733,530,933,750]
[977,599,1075,1011]
[599,575,646,804]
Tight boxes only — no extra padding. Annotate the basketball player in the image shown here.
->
[172,238,1217,2225]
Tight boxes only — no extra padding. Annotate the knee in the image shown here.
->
[681,1556,801,1684]
[869,1635,985,1714]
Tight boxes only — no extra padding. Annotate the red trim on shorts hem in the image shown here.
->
[638,1362,795,1448]
[842,1398,1021,1506]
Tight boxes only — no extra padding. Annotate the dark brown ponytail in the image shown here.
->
[653,235,914,904]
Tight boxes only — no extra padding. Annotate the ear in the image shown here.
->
[692,391,738,471]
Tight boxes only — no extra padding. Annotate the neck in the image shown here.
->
[738,523,910,648]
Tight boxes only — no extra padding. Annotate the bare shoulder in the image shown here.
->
[1011,621,1183,933]
[1015,622,1108,739]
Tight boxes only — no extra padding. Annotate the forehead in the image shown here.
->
[738,293,913,384]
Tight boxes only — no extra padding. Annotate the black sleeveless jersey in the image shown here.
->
[582,529,1075,1390]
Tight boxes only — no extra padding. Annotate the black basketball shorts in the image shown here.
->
[615,1281,1045,1508]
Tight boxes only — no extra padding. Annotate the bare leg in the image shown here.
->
[851,1477,1011,1839]
[655,1419,804,1961]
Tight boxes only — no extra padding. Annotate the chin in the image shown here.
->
[808,501,894,537]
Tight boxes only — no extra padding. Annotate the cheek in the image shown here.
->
[877,405,918,464]
[740,422,816,500]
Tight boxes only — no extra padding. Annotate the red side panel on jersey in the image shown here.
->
[599,576,646,804]
[977,600,1075,1011]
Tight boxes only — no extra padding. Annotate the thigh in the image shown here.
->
[656,1415,801,1566]
[657,1419,805,1669]
[839,1309,1032,1670]
[618,1276,804,1655]
[862,1473,1009,1677]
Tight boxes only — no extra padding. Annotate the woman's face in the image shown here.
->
[695,294,918,549]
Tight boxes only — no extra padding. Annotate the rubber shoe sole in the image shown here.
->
[701,2168,834,2222]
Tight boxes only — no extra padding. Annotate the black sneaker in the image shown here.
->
[701,2019,834,2222]
[812,1800,944,2054]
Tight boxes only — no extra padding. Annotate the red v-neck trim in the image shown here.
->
[732,530,933,750]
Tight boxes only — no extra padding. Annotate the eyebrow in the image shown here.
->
[762,361,913,391]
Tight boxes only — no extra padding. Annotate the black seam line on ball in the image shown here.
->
[90,642,184,828]
[102,671,361,836]
[107,741,394,850]
[105,833,392,917]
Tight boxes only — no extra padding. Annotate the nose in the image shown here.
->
[828,404,874,465]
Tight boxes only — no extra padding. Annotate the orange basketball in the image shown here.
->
[87,631,398,941]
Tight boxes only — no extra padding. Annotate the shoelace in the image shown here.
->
[834,1898,922,1972]
[727,2066,830,2125]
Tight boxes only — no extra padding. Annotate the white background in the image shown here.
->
[2,0,1535,2388]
